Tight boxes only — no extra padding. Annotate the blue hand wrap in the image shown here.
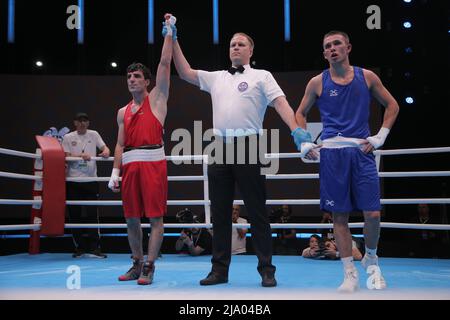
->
[291,127,312,150]
[162,23,177,40]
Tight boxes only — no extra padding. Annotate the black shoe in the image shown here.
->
[261,273,277,287]
[199,272,228,286]
[87,249,107,259]
[137,261,155,285]
[72,249,84,258]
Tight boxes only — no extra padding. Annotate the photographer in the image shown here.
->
[232,205,247,255]
[272,205,298,255]
[302,234,324,259]
[175,209,213,256]
[323,238,363,261]
[319,211,334,240]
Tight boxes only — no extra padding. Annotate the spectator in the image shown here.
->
[62,112,110,258]
[319,211,334,240]
[408,204,441,258]
[175,208,213,256]
[323,238,363,261]
[231,205,248,255]
[302,234,323,259]
[273,205,298,255]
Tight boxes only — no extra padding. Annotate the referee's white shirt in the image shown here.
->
[198,64,285,137]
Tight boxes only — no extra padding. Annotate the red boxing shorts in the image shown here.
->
[121,148,167,218]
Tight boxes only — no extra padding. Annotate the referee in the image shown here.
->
[171,25,300,287]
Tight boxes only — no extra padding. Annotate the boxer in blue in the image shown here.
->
[293,31,399,292]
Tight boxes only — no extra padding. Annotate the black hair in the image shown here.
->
[126,62,151,80]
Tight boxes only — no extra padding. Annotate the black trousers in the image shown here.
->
[66,182,101,252]
[208,135,276,277]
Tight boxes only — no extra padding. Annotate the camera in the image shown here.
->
[176,208,195,223]
[176,208,203,224]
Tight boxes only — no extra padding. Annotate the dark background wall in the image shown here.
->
[0,0,449,254]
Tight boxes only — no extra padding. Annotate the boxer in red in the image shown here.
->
[108,14,176,285]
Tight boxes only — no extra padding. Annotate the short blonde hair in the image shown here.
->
[231,32,254,49]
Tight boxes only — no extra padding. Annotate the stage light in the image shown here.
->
[213,0,219,44]
[77,0,84,44]
[111,62,118,68]
[404,47,413,53]
[403,0,412,3]
[8,0,15,43]
[403,21,412,29]
[405,96,414,104]
[147,0,154,44]
[35,61,43,67]
[284,0,291,42]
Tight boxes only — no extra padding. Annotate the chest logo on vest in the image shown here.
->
[238,82,248,92]
[71,141,77,146]
[329,89,338,97]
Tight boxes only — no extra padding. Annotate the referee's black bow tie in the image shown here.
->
[228,65,245,75]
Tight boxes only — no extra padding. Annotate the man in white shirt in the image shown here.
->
[231,205,247,255]
[171,20,300,287]
[62,112,110,258]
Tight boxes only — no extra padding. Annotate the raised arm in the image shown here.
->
[172,40,200,86]
[154,18,174,100]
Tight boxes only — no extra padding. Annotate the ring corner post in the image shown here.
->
[35,135,66,237]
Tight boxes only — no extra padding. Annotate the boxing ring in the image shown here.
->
[1,142,450,300]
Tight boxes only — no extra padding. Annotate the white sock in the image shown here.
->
[341,256,355,271]
[365,247,377,258]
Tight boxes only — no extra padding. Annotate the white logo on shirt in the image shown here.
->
[238,82,248,92]
[325,200,335,207]
[329,89,338,97]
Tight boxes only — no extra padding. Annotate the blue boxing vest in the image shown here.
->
[317,66,371,140]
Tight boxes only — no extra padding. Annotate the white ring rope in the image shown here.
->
[2,198,450,206]
[2,171,450,182]
[266,147,450,159]
[1,222,449,232]
[0,171,42,181]
[59,222,450,230]
[0,147,40,159]
[2,146,450,161]
[0,224,40,231]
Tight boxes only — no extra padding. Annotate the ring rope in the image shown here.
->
[2,146,450,161]
[0,147,40,159]
[2,170,450,182]
[2,222,450,232]
[2,198,450,206]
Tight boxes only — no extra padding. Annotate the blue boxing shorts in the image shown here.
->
[319,147,381,213]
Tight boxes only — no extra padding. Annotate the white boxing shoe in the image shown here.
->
[338,268,359,293]
[361,253,378,269]
[366,265,387,290]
